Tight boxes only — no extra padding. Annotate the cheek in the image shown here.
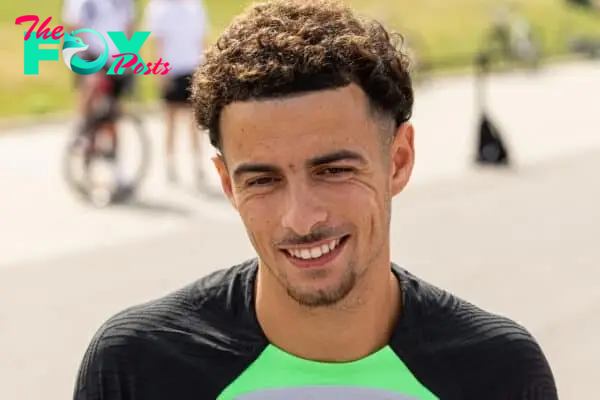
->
[337,178,383,207]
[336,180,389,234]
[321,182,384,232]
[238,196,281,242]
[334,185,371,207]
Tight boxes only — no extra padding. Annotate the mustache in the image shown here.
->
[276,226,346,247]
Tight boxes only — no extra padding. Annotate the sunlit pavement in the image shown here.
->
[1,61,599,399]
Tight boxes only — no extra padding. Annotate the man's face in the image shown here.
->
[215,84,414,307]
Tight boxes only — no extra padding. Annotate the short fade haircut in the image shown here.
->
[191,0,414,151]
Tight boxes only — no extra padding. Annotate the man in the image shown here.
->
[73,1,558,399]
[143,0,211,186]
[62,0,136,180]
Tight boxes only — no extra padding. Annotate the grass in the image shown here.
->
[2,0,600,118]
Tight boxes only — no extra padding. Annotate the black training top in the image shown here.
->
[73,259,557,399]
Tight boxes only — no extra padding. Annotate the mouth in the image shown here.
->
[280,235,350,268]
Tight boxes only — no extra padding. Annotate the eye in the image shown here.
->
[247,176,280,187]
[318,166,354,176]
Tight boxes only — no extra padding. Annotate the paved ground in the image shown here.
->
[1,61,599,399]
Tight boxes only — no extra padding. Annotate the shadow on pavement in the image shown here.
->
[115,199,194,217]
[177,182,227,202]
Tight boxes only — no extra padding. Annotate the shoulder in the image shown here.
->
[90,259,260,347]
[392,265,557,399]
[99,258,256,335]
[74,259,265,399]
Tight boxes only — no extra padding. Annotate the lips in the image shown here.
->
[284,237,343,260]
[280,235,350,268]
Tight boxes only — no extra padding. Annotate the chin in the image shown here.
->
[286,279,355,308]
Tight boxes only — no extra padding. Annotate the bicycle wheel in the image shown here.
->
[61,111,151,207]
[62,128,119,207]
[113,111,151,203]
[62,130,94,202]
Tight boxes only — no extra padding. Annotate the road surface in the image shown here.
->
[1,61,599,399]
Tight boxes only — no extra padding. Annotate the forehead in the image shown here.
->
[219,84,381,165]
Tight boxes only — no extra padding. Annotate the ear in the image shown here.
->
[212,154,237,210]
[389,122,415,196]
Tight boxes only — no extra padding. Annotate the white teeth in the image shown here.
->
[286,238,345,260]
[310,247,322,258]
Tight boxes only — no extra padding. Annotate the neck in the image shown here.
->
[255,258,401,363]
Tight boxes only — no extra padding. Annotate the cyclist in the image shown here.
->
[144,0,211,186]
[62,0,137,182]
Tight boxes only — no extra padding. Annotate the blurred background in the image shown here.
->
[2,0,600,116]
[1,0,599,399]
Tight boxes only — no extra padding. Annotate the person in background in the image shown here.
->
[144,0,211,187]
[61,0,137,187]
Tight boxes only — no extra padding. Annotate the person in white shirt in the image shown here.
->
[144,0,211,186]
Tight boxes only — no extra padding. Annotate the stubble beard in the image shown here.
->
[285,262,359,308]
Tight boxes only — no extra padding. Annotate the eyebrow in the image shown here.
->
[307,150,367,167]
[233,163,283,180]
[232,149,367,180]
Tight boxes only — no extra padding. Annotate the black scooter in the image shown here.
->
[474,52,511,166]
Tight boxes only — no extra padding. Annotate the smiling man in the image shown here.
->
[73,1,558,399]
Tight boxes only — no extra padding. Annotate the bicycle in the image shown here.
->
[62,71,151,208]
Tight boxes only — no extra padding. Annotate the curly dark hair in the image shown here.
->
[191,0,414,151]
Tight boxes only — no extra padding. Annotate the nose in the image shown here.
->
[281,181,328,237]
